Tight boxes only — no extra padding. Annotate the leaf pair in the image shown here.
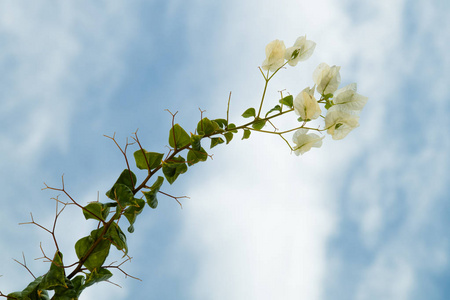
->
[241,107,266,131]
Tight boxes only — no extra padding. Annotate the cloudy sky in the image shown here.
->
[1,0,449,299]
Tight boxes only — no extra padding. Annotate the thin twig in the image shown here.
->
[43,175,106,225]
[226,92,231,126]
[104,133,136,188]
[165,109,178,150]
[131,132,152,173]
[158,190,189,208]
[267,119,278,131]
[12,252,36,279]
[104,257,142,281]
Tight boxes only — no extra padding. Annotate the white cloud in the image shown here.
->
[173,0,450,299]
[166,0,376,298]
[180,139,336,300]
[327,0,450,299]
[169,0,377,298]
[356,252,414,300]
[0,2,139,298]
[0,1,136,166]
[2,0,449,299]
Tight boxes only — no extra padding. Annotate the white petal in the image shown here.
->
[293,36,306,47]
[322,66,341,95]
[334,91,368,111]
[334,83,357,97]
[284,36,316,66]
[292,128,308,141]
[293,87,321,120]
[313,63,341,95]
[261,39,286,72]
[297,40,316,61]
[292,129,324,155]
[313,63,329,86]
[325,109,360,140]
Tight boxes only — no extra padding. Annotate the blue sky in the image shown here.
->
[1,0,449,299]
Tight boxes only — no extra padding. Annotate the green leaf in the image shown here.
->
[52,275,85,299]
[40,251,66,290]
[52,285,79,300]
[224,132,233,144]
[210,137,224,149]
[162,156,188,185]
[213,118,228,129]
[324,99,333,110]
[265,104,282,118]
[279,95,294,108]
[227,123,238,133]
[242,107,256,118]
[187,148,208,166]
[83,202,110,222]
[123,198,146,233]
[197,118,215,135]
[7,276,50,300]
[323,93,334,100]
[252,118,266,130]
[70,275,85,292]
[190,133,204,151]
[104,202,118,208]
[211,120,223,133]
[297,117,311,122]
[75,228,111,272]
[105,223,128,256]
[106,183,134,208]
[105,169,137,200]
[169,124,191,149]
[82,268,112,289]
[142,176,164,208]
[133,150,164,170]
[242,129,251,140]
[290,48,300,60]
[7,277,50,300]
[52,277,83,300]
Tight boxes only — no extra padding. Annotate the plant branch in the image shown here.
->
[67,217,117,279]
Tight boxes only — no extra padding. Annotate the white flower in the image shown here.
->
[325,107,360,140]
[333,83,368,112]
[284,36,316,66]
[313,63,341,95]
[293,86,321,120]
[261,39,286,72]
[292,128,324,155]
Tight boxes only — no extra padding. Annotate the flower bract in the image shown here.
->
[284,36,316,66]
[313,63,341,95]
[292,128,324,155]
[293,86,321,120]
[261,39,286,72]
[332,83,368,112]
[325,107,360,140]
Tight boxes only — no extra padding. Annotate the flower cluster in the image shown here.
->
[260,36,368,155]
